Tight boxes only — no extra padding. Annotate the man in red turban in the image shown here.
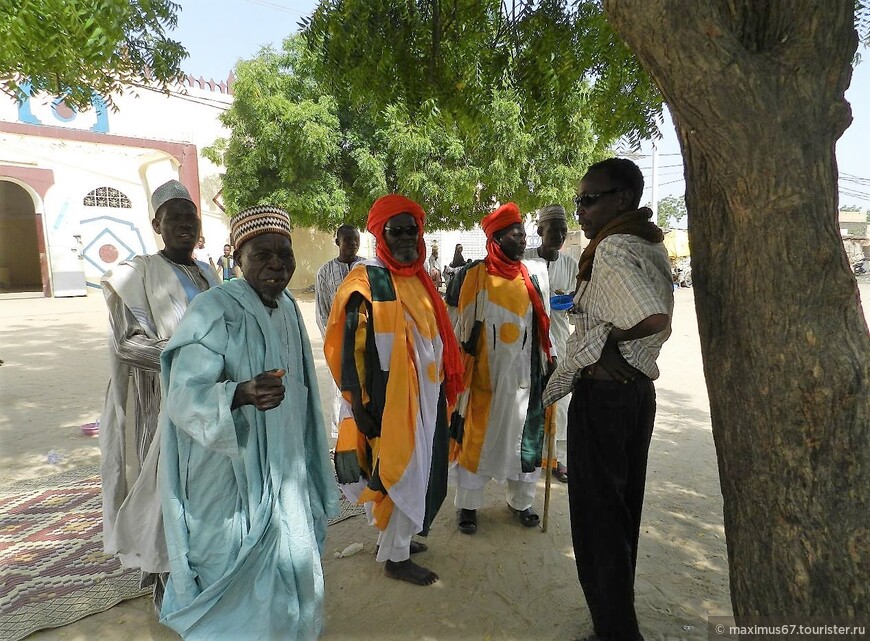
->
[323,194,462,586]
[445,202,554,535]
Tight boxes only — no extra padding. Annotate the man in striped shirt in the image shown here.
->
[314,224,364,441]
[314,225,364,337]
[543,158,674,641]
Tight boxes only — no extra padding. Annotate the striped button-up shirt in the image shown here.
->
[315,257,365,337]
[542,234,674,406]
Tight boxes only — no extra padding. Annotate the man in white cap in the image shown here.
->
[99,179,221,610]
[523,204,579,483]
[158,205,338,640]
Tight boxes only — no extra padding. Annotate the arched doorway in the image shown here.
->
[0,180,42,293]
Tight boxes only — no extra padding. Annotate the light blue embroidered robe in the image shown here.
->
[158,279,339,641]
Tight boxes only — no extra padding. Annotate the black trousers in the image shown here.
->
[567,377,656,641]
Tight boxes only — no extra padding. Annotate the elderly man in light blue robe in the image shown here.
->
[158,205,339,641]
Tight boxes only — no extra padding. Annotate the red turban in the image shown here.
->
[367,195,427,276]
[481,202,552,363]
[366,194,464,405]
[481,202,522,239]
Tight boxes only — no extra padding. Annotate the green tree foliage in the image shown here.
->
[302,0,663,147]
[204,42,348,228]
[657,195,687,228]
[0,0,186,110]
[205,36,606,230]
[857,0,870,50]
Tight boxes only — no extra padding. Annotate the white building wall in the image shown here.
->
[0,79,235,294]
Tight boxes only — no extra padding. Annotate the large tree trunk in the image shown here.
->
[604,0,869,625]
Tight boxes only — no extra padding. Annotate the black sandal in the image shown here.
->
[508,505,540,528]
[553,463,569,484]
[456,508,477,534]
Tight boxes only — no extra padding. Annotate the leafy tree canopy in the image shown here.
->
[205,35,607,230]
[302,0,664,148]
[0,0,186,110]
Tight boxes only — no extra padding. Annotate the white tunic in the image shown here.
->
[523,248,579,447]
[99,253,219,572]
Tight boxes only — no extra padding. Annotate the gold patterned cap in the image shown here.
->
[230,205,293,249]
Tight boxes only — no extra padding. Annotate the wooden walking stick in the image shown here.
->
[541,405,556,533]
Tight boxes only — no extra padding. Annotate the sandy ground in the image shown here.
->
[1,284,867,641]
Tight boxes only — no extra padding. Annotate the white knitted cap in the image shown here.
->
[151,180,195,214]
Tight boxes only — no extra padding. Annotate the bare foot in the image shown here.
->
[384,559,438,585]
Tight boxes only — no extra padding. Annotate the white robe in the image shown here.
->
[99,253,219,572]
[523,249,579,460]
[448,263,549,483]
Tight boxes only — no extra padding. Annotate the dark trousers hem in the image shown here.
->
[567,377,655,641]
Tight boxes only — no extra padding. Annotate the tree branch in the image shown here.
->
[430,0,441,84]
[603,0,856,160]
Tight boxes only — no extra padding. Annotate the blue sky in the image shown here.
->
[173,0,315,81]
[173,0,870,208]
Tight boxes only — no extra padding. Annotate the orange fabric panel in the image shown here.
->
[450,264,532,474]
[486,272,530,318]
[359,487,394,531]
[324,267,430,531]
[455,341,492,473]
[394,277,438,341]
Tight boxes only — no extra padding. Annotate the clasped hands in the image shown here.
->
[351,393,381,438]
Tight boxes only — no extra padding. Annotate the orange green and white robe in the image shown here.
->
[323,260,449,536]
[446,261,550,481]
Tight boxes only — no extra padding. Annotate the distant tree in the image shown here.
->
[0,0,186,110]
[205,35,606,230]
[656,195,687,228]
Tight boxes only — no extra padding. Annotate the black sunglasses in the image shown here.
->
[384,225,419,238]
[574,188,622,209]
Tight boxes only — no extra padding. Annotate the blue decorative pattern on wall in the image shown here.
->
[16,82,41,125]
[80,215,147,286]
[16,82,110,133]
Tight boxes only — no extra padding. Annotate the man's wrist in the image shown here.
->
[231,382,249,409]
